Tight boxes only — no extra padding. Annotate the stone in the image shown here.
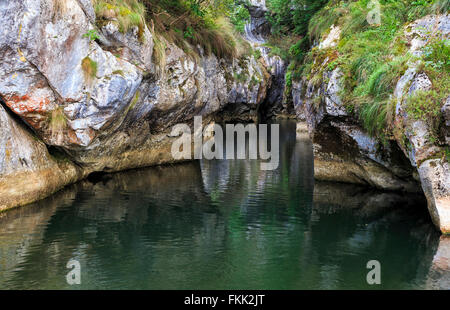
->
[319,25,341,49]
[0,103,84,211]
[419,160,450,234]
[0,0,271,210]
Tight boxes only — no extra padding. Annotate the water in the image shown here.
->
[0,120,448,290]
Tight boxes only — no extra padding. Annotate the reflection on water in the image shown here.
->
[0,121,448,289]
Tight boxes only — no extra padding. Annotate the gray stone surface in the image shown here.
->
[0,0,271,209]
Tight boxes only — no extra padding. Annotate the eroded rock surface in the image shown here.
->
[0,0,270,210]
[291,14,450,233]
[0,103,84,211]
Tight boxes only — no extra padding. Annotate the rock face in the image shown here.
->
[392,14,450,234]
[244,0,290,118]
[292,14,450,233]
[0,0,270,210]
[0,103,84,211]
[293,66,420,192]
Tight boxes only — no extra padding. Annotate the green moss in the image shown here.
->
[249,75,260,89]
[112,69,125,77]
[405,89,445,141]
[288,0,448,142]
[234,71,248,84]
[81,56,98,81]
[253,49,262,60]
[129,90,140,110]
[48,106,67,134]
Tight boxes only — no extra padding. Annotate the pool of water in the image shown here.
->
[0,120,448,289]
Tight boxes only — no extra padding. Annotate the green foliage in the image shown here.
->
[264,0,329,65]
[81,57,98,82]
[308,2,345,42]
[83,29,100,42]
[405,89,445,140]
[287,0,448,141]
[445,147,450,162]
[229,3,250,33]
[141,0,249,60]
[406,90,443,121]
[432,0,450,13]
[422,36,450,72]
[94,0,146,41]
[266,0,329,36]
[234,71,248,83]
[359,100,389,140]
[253,48,262,59]
[183,26,194,39]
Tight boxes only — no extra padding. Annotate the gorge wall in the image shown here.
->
[0,0,274,211]
[291,13,450,234]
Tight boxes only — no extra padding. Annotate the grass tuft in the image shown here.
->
[81,56,98,83]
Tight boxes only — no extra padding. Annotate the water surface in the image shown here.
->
[0,121,448,289]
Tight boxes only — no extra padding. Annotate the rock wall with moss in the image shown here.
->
[288,1,450,233]
[0,0,272,211]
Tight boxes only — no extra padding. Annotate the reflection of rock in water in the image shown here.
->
[426,237,450,290]
[0,119,447,289]
[200,120,311,210]
[74,162,208,223]
[312,181,427,219]
[0,188,75,283]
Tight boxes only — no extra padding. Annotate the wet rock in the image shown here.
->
[442,97,450,144]
[313,122,419,192]
[98,21,154,72]
[324,68,346,117]
[0,103,84,211]
[291,62,419,192]
[419,160,450,234]
[292,81,305,120]
[426,236,450,289]
[313,181,425,218]
[244,0,288,118]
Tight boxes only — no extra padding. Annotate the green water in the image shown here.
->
[0,121,447,289]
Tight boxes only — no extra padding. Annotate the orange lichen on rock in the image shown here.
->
[6,94,52,114]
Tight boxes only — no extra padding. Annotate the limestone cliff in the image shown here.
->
[292,13,450,233]
[0,0,271,210]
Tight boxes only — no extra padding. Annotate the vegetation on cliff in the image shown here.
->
[92,0,253,64]
[267,0,449,145]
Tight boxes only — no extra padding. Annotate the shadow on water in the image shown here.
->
[0,120,447,289]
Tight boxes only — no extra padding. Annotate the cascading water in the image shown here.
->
[243,0,289,118]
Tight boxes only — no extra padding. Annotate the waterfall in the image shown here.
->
[243,0,289,118]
